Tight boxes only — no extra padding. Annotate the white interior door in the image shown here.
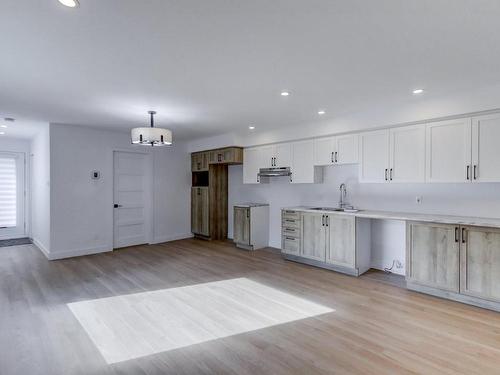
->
[0,152,25,239]
[113,151,150,249]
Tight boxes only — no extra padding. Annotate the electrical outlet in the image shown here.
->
[395,260,403,269]
[415,196,423,204]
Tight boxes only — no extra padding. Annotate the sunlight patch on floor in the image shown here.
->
[68,277,334,364]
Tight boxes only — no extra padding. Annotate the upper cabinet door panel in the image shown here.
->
[274,143,292,168]
[359,130,390,183]
[313,137,335,166]
[243,148,262,184]
[472,114,500,182]
[291,140,320,184]
[426,118,472,183]
[259,145,275,168]
[389,125,426,183]
[335,134,359,165]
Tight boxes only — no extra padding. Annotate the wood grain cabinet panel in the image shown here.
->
[461,226,500,302]
[326,215,355,268]
[233,207,250,245]
[301,213,326,262]
[406,222,460,292]
[191,187,209,236]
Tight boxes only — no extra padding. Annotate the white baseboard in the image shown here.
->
[151,233,193,245]
[32,238,50,259]
[46,244,111,261]
[371,258,405,276]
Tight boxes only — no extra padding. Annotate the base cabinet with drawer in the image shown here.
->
[407,222,500,311]
[281,209,371,276]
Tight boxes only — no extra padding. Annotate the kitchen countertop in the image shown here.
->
[282,206,500,229]
[235,203,269,208]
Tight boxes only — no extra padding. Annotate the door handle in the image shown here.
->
[113,204,123,208]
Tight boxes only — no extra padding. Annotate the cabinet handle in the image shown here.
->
[335,152,338,163]
[462,227,466,244]
[466,165,470,180]
[474,165,477,180]
[285,219,295,223]
[285,236,296,241]
[246,209,250,218]
[322,215,325,226]
[385,169,388,181]
[390,168,393,181]
[326,215,329,226]
[284,228,296,232]
[331,152,334,163]
[455,227,459,243]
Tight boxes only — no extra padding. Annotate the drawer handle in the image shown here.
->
[285,236,296,241]
[285,219,296,222]
[284,228,296,232]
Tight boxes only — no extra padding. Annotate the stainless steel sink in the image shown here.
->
[310,207,344,211]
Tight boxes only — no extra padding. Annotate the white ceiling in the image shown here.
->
[1,0,500,140]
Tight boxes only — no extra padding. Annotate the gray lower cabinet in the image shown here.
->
[301,213,327,262]
[233,207,250,245]
[406,222,460,292]
[281,209,371,276]
[461,226,500,303]
[407,222,500,311]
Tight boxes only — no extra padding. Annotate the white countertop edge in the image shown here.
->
[282,207,500,229]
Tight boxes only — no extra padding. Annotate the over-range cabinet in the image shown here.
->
[191,147,243,240]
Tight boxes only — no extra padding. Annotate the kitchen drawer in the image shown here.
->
[282,210,300,220]
[282,226,300,238]
[282,235,300,255]
[282,217,301,229]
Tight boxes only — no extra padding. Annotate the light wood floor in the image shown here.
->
[2,239,500,375]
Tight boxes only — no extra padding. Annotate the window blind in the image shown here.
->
[0,157,16,228]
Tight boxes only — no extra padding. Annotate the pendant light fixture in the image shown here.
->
[131,111,172,146]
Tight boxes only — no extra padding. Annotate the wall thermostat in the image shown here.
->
[91,170,101,180]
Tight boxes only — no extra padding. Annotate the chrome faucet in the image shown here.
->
[339,183,347,208]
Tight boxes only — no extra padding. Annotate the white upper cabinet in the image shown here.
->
[472,114,500,182]
[336,134,359,165]
[291,140,322,184]
[314,137,336,166]
[313,134,358,166]
[426,118,472,183]
[259,145,275,169]
[274,143,292,168]
[243,147,262,184]
[390,125,426,183]
[359,130,390,183]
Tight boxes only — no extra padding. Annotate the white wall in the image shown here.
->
[30,125,51,253]
[47,124,191,259]
[228,164,500,274]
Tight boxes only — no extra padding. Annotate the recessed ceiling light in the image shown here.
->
[280,91,290,97]
[248,126,255,130]
[58,0,79,7]
[412,88,424,94]
[0,125,7,128]
[318,110,326,115]
[0,132,5,135]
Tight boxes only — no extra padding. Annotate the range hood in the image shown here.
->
[258,167,292,181]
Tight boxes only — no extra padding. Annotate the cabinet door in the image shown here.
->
[461,226,500,302]
[326,215,355,268]
[314,137,335,166]
[291,140,319,184]
[359,130,390,183]
[243,148,262,184]
[389,125,426,183]
[426,118,472,183]
[472,114,500,182]
[301,213,326,261]
[259,145,274,168]
[233,207,250,245]
[191,153,201,172]
[274,143,292,168]
[191,187,209,236]
[335,134,359,165]
[406,222,460,292]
